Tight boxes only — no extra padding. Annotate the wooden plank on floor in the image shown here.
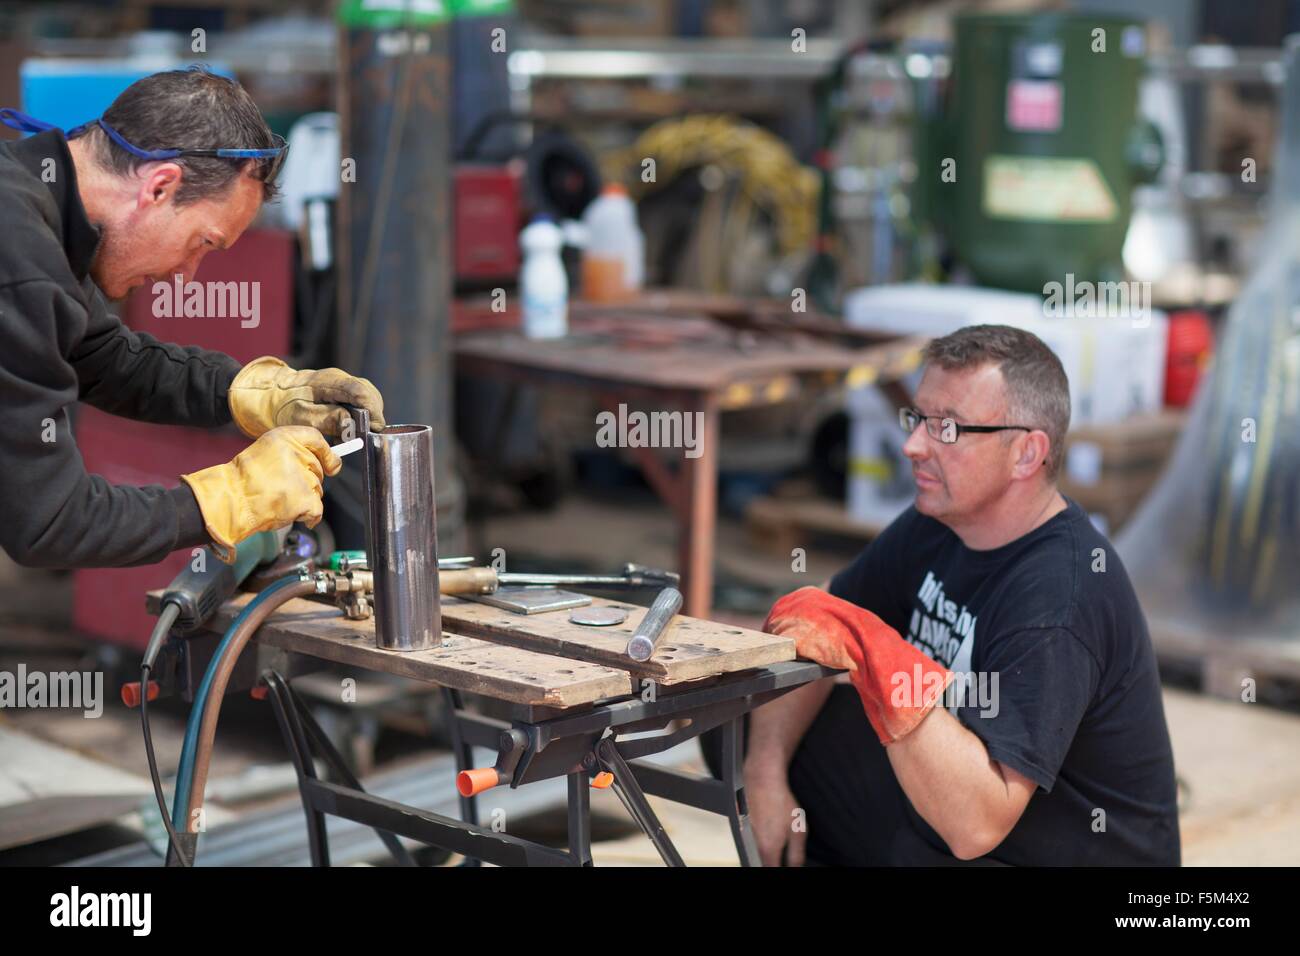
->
[146,591,635,709]
[1149,614,1300,699]
[439,595,794,685]
[0,726,151,850]
[0,795,144,851]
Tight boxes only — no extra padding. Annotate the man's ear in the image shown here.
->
[138,161,184,207]
[1011,430,1051,479]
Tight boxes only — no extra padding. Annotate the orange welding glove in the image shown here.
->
[228,355,386,438]
[763,586,953,746]
[181,426,342,564]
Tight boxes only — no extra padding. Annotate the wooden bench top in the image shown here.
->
[146,590,794,710]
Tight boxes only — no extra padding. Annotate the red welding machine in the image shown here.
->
[454,163,523,285]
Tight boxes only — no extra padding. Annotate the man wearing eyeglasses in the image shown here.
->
[745,324,1179,865]
[0,68,385,569]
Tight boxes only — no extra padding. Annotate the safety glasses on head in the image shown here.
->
[0,108,288,182]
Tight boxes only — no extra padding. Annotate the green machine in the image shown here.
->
[924,12,1162,293]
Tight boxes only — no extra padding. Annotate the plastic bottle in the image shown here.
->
[520,216,568,339]
[580,184,644,301]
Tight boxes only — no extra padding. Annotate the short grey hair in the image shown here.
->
[83,67,280,205]
[921,324,1071,479]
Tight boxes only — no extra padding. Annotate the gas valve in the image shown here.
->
[311,568,375,620]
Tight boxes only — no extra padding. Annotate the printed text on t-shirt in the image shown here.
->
[911,570,977,667]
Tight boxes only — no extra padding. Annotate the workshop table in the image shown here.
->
[455,299,927,616]
[147,588,836,867]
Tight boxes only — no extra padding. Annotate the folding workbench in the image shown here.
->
[147,589,834,866]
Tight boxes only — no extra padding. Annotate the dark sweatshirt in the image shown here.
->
[0,129,242,568]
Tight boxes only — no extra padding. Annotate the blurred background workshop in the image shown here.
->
[0,0,1297,869]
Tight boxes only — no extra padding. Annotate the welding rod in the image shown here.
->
[625,587,683,662]
[496,564,679,589]
[330,437,365,458]
[437,564,680,597]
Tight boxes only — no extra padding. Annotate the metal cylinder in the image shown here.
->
[364,424,441,651]
[626,588,684,662]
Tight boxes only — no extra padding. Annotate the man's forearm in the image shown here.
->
[2,458,216,569]
[748,578,840,773]
[885,707,1022,859]
[70,291,241,426]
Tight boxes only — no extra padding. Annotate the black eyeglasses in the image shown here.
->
[0,108,288,182]
[899,407,1033,445]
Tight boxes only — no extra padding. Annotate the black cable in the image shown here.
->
[139,604,192,867]
[141,670,191,867]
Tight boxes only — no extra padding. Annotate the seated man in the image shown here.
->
[746,324,1180,866]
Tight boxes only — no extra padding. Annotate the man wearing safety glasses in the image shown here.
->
[0,68,385,568]
[747,324,1179,866]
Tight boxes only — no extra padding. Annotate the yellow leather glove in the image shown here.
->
[181,426,342,563]
[228,355,386,439]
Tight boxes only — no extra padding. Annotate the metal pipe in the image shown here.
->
[626,587,684,662]
[362,420,442,651]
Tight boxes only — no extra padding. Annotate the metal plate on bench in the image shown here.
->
[468,587,592,615]
[569,607,629,627]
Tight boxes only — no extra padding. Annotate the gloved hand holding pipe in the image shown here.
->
[180,426,342,565]
[227,355,387,437]
[179,353,386,565]
[763,586,954,745]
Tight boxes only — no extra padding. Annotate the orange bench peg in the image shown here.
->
[120,680,160,708]
[591,771,614,789]
[457,767,501,797]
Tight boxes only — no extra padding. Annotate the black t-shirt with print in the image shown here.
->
[787,498,1180,866]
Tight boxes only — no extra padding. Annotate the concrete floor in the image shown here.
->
[2,489,1299,865]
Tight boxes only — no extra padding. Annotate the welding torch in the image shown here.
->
[438,563,680,597]
[326,551,678,597]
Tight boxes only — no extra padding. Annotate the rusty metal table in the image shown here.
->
[455,299,925,616]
